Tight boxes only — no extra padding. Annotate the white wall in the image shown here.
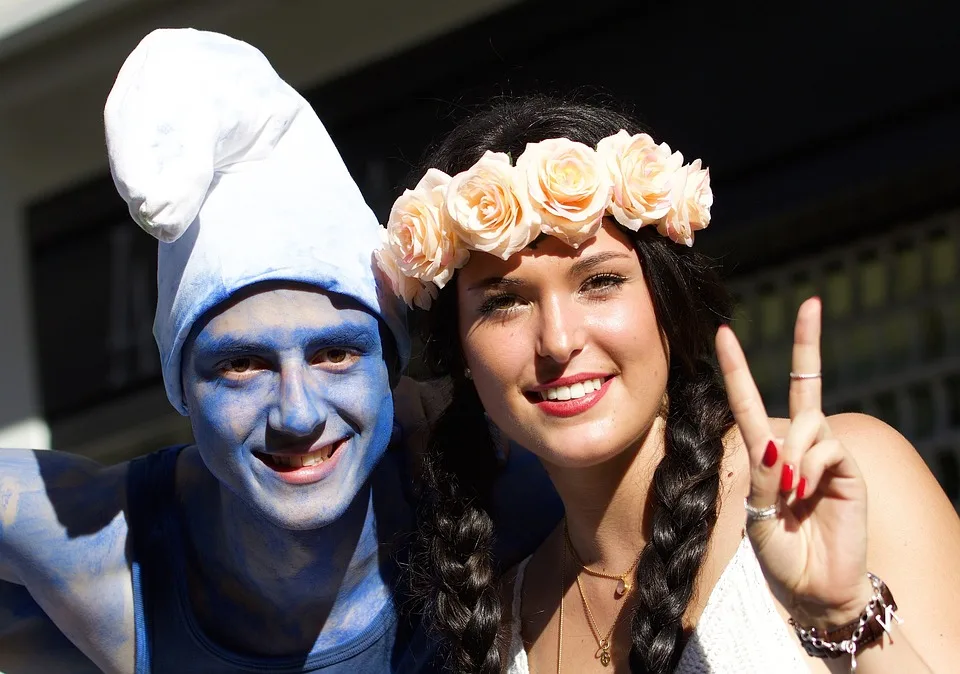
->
[0,135,49,449]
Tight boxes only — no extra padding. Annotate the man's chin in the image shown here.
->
[246,474,366,531]
[245,496,353,532]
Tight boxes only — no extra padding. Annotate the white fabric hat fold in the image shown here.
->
[105,28,409,414]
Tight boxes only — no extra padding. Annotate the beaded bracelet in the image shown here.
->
[789,573,901,672]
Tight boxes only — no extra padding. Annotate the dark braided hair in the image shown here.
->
[408,95,735,673]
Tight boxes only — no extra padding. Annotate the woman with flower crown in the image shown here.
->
[376,96,960,673]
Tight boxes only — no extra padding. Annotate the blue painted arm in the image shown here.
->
[0,579,101,673]
[0,449,135,673]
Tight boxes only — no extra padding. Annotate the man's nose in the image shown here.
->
[535,294,586,364]
[268,364,327,438]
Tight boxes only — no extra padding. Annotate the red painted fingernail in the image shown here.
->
[780,463,795,492]
[797,477,807,499]
[762,440,778,467]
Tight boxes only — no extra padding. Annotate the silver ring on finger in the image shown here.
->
[789,371,822,380]
[744,497,780,521]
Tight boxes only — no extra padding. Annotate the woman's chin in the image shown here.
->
[518,420,659,471]
[532,439,636,470]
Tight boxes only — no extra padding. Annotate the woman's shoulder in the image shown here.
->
[724,411,956,545]
[823,412,936,482]
[759,411,943,504]
[820,411,957,527]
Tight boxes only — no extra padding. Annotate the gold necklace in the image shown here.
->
[575,572,626,666]
[561,521,640,668]
[563,522,643,598]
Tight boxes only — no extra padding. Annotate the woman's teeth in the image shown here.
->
[540,378,604,401]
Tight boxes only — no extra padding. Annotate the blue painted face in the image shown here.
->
[181,284,395,530]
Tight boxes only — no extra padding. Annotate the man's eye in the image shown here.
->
[314,348,357,366]
[218,357,264,379]
[226,358,253,372]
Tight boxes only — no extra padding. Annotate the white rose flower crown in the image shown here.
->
[375,131,712,310]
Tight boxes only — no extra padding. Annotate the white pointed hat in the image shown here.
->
[105,28,409,414]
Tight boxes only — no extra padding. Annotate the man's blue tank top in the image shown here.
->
[125,446,439,673]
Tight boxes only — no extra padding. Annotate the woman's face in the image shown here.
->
[457,220,669,468]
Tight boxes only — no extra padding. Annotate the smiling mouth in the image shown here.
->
[536,377,607,401]
[254,440,343,471]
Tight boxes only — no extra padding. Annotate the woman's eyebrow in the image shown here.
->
[467,276,525,292]
[568,251,632,277]
[467,251,632,290]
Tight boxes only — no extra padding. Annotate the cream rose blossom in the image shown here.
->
[374,241,439,310]
[385,169,468,288]
[657,159,713,247]
[445,151,540,260]
[682,158,712,232]
[597,130,685,231]
[515,138,613,248]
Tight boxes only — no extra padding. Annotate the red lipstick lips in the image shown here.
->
[530,374,612,418]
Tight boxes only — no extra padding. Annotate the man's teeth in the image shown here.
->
[540,378,605,401]
[270,444,336,467]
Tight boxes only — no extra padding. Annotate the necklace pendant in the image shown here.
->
[615,578,627,597]
[596,640,612,666]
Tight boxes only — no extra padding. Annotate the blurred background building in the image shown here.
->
[0,0,957,504]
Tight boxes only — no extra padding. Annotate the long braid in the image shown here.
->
[409,299,504,672]
[628,233,734,672]
[629,364,731,671]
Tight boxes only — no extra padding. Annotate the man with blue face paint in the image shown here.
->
[0,29,560,674]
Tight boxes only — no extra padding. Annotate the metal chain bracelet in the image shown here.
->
[789,572,901,672]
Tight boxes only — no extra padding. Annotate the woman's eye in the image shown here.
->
[478,294,522,316]
[581,273,626,293]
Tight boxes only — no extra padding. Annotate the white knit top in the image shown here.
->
[505,536,810,673]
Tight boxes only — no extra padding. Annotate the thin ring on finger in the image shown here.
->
[789,371,822,381]
[744,497,780,521]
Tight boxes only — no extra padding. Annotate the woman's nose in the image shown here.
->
[535,294,585,363]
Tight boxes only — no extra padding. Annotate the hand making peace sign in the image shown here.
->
[716,297,874,625]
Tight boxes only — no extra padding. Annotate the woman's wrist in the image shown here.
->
[789,573,901,666]
[789,576,877,630]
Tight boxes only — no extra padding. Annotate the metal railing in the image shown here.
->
[728,209,960,506]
